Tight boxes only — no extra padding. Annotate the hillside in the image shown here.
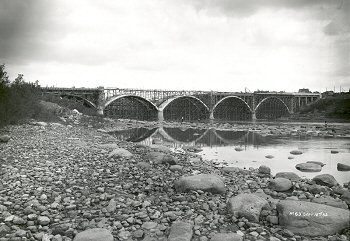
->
[297,93,350,121]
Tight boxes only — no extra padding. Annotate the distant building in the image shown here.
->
[298,88,311,93]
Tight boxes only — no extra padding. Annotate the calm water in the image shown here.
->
[108,126,350,184]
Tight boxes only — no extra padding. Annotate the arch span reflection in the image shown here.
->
[108,127,268,147]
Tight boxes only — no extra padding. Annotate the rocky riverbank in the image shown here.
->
[0,118,349,241]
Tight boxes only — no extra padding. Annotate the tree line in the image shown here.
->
[0,64,97,128]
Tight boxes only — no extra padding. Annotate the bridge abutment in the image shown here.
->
[97,86,105,116]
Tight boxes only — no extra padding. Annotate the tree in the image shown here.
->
[0,64,9,84]
[13,74,24,85]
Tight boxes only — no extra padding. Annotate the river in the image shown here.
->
[108,124,350,184]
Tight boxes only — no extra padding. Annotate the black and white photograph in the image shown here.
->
[0,0,349,240]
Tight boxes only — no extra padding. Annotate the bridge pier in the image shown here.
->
[252,111,257,121]
[209,111,214,120]
[97,107,104,116]
[158,110,164,122]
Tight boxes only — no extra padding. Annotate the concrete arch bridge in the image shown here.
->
[42,87,321,121]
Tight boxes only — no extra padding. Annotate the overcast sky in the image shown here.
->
[0,0,349,92]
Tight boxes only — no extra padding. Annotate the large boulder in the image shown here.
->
[295,163,322,172]
[312,196,348,210]
[312,174,338,187]
[269,178,292,192]
[337,163,350,171]
[108,148,133,158]
[174,174,226,194]
[277,200,350,236]
[73,228,113,241]
[275,172,300,182]
[0,135,10,143]
[168,221,193,241]
[227,194,269,222]
[210,232,243,241]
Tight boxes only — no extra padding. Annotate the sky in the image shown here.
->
[0,0,349,92]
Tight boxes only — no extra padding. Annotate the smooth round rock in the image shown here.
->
[37,216,50,226]
[269,178,292,191]
[275,172,300,182]
[306,161,325,167]
[258,165,271,175]
[211,232,243,241]
[290,150,303,155]
[227,194,269,222]
[337,163,350,171]
[0,135,10,143]
[277,200,350,237]
[295,163,322,172]
[73,228,113,241]
[312,174,338,187]
[174,174,226,194]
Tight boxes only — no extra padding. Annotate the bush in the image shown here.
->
[0,66,44,127]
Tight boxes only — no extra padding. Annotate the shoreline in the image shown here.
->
[0,117,349,241]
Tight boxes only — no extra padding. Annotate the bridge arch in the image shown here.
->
[159,96,210,122]
[255,96,290,120]
[104,95,158,120]
[53,94,97,109]
[213,96,252,121]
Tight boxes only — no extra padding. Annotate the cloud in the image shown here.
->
[185,0,341,17]
[0,0,55,63]
[0,0,349,91]
[323,0,350,35]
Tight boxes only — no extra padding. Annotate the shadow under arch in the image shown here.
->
[159,96,210,122]
[213,96,252,121]
[104,95,158,120]
[255,96,290,120]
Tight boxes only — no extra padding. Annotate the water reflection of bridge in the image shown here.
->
[108,127,268,147]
